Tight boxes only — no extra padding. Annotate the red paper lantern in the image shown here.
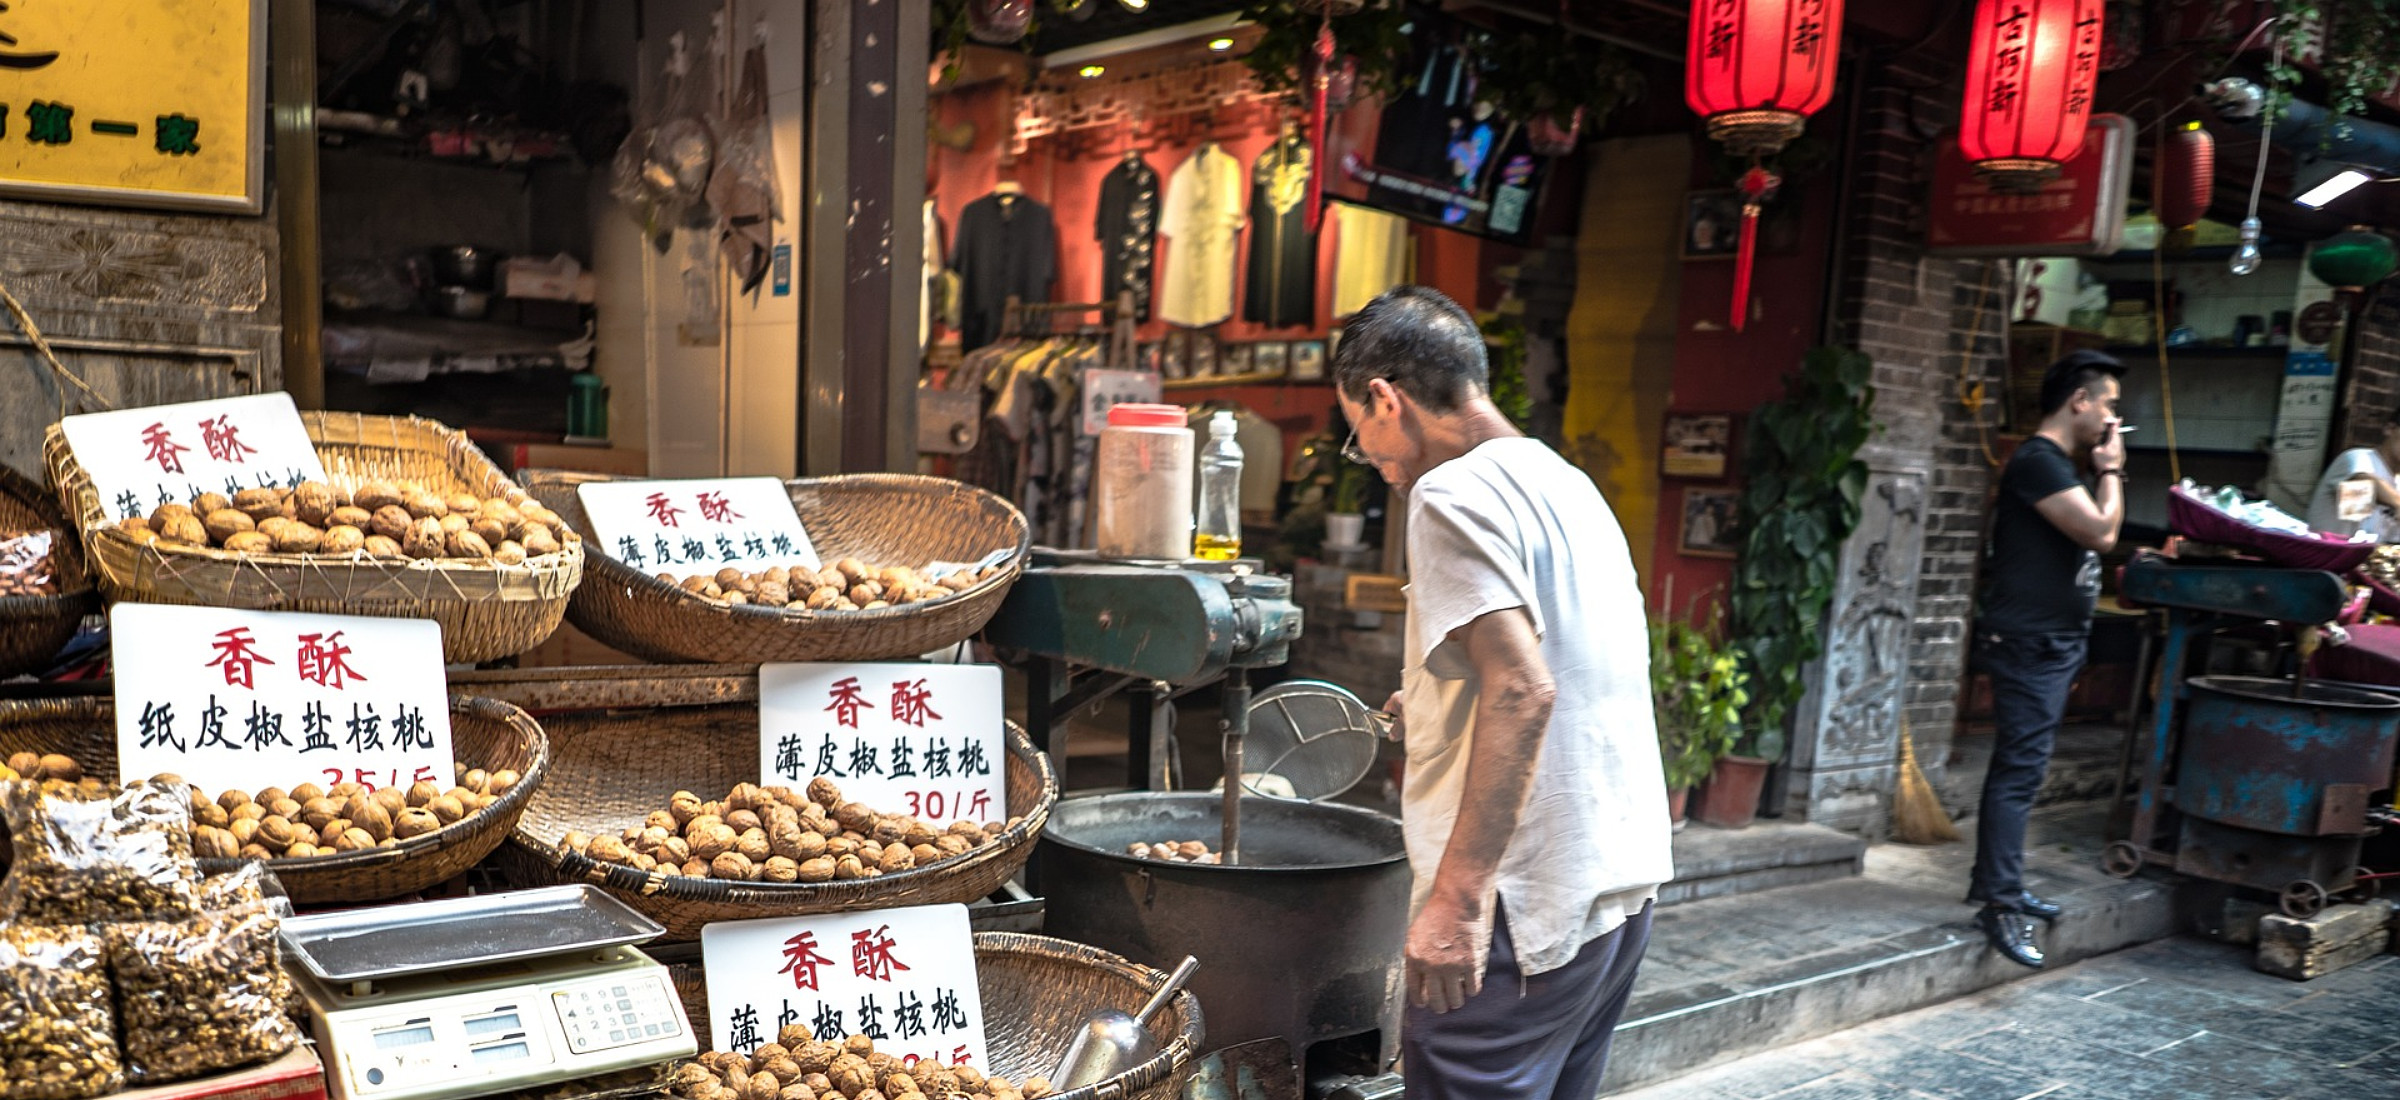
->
[2151,119,2214,232]
[1960,0,2107,193]
[1684,0,1847,157]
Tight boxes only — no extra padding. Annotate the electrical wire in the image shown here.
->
[1958,260,1999,469]
[2152,245,2183,485]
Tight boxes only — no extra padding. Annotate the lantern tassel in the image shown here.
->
[1305,19,1334,232]
[1729,165,1781,333]
[1732,200,1759,332]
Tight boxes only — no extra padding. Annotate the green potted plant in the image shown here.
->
[1325,462,1372,550]
[1714,346,1874,828]
[1650,612,1748,829]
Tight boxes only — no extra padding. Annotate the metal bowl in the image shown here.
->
[430,284,492,320]
[431,245,502,288]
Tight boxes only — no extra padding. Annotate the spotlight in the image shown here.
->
[1208,37,1234,51]
[1117,0,1148,10]
[1079,64,1106,79]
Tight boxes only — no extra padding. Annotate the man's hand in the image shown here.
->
[1405,888,1493,1013]
[2092,419,2127,473]
[1379,690,1405,742]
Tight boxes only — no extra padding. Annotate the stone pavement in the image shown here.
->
[1606,936,2400,1100]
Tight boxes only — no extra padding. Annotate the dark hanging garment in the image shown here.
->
[1094,155,1160,322]
[953,190,1059,351]
[1244,135,1317,328]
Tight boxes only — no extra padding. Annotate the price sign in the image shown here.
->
[758,663,1004,826]
[60,394,326,521]
[700,903,988,1066]
[577,477,822,575]
[1079,368,1163,436]
[109,604,454,798]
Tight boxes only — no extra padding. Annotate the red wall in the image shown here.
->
[1645,132,1841,617]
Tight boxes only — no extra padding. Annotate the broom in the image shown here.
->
[1892,716,1960,844]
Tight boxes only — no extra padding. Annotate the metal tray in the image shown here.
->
[281,885,664,983]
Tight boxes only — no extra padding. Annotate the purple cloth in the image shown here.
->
[1401,902,1653,1100]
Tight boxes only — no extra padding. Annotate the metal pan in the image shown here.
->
[280,884,664,984]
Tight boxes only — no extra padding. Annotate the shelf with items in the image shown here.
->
[2102,344,2292,362]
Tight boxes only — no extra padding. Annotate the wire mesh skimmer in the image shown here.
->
[1238,680,1386,801]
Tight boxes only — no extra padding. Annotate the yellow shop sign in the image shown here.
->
[0,0,264,213]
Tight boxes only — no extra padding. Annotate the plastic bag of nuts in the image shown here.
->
[0,531,58,597]
[104,863,300,1084]
[0,779,199,925]
[0,922,122,1100]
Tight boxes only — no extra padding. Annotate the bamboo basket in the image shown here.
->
[44,412,583,664]
[494,700,1056,940]
[0,694,549,903]
[665,933,1203,1100]
[520,471,1027,664]
[0,465,96,677]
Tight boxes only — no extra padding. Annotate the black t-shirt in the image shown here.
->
[1978,435,2100,636]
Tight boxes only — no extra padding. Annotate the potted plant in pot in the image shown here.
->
[1325,462,1372,550]
[1651,612,1747,830]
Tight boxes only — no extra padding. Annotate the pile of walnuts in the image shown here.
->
[2367,545,2400,589]
[1122,839,1221,865]
[6,752,516,861]
[677,1031,1055,1100]
[0,530,60,597]
[659,557,1003,612]
[561,778,1017,884]
[115,481,577,564]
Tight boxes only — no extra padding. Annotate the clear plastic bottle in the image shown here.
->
[1194,411,1244,561]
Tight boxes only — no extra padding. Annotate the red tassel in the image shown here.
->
[1729,165,1781,333]
[1305,21,1334,232]
[1732,202,1759,332]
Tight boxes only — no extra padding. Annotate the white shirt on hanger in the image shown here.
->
[1158,143,1247,327]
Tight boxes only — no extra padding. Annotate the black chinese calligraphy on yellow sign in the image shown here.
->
[0,0,262,212]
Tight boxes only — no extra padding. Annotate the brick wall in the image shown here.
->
[2338,286,2400,450]
[1825,59,1999,797]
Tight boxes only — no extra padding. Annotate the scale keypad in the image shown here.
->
[552,974,682,1054]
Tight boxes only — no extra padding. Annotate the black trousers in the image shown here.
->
[1969,630,2089,910]
[1401,901,1654,1100]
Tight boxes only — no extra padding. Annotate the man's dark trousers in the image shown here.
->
[1969,630,2089,910]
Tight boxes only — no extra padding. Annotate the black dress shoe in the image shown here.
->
[2019,894,2063,922]
[1976,906,2046,969]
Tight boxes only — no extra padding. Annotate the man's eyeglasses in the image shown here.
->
[1341,430,1368,466]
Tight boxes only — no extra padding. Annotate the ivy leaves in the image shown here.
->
[1727,347,1876,762]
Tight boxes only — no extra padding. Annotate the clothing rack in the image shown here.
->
[1002,291,1138,370]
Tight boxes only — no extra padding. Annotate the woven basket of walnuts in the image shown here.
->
[522,470,1028,665]
[0,694,549,904]
[555,776,1022,887]
[44,412,583,664]
[0,465,96,680]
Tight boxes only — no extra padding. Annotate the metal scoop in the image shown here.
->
[1052,955,1199,1090]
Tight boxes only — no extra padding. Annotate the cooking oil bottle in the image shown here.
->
[1194,410,1244,561]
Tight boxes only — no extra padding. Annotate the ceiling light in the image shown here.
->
[1208,37,1234,52]
[2296,166,2373,209]
[1117,0,1148,10]
[1079,65,1106,79]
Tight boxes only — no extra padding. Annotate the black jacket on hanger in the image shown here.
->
[953,190,1059,351]
[1244,134,1317,328]
[1095,155,1160,323]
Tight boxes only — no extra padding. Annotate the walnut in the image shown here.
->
[833,854,867,880]
[444,492,482,519]
[834,802,877,833]
[293,481,342,526]
[798,856,837,882]
[692,824,739,861]
[352,482,404,511]
[586,835,634,864]
[402,490,448,519]
[360,534,405,559]
[445,528,493,560]
[711,851,757,880]
[911,843,941,865]
[492,540,528,565]
[519,525,562,557]
[872,817,910,845]
[878,843,915,873]
[322,525,367,554]
[670,790,705,824]
[737,827,772,862]
[157,511,209,545]
[727,808,764,833]
[202,508,256,545]
[232,487,285,521]
[368,504,415,541]
[191,824,240,859]
[334,827,377,852]
[255,816,298,850]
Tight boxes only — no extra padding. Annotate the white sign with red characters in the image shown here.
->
[576,476,822,575]
[756,663,1005,827]
[109,603,454,798]
[60,393,328,521]
[699,903,988,1066]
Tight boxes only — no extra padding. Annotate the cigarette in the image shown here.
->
[2116,426,2138,435]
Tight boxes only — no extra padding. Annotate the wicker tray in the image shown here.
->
[520,471,1027,664]
[0,693,549,904]
[493,699,1056,940]
[665,933,1203,1100]
[0,465,96,677]
[44,412,583,664]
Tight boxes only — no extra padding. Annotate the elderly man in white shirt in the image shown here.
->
[1334,286,1673,1099]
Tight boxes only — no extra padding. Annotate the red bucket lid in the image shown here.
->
[1107,403,1187,428]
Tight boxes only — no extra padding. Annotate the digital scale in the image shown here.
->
[280,886,697,1100]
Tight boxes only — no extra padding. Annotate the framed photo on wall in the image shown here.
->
[1220,343,1255,376]
[1254,342,1288,377]
[1290,340,1326,381]
[1678,486,1741,558]
[1162,330,1189,379]
[1681,189,1802,260]
[1191,332,1218,378]
[1660,412,1736,480]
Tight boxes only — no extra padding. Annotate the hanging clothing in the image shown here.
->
[952,190,1058,351]
[1333,203,1414,318]
[922,199,945,352]
[1244,133,1318,328]
[1158,144,1247,328]
[1095,154,1161,322]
